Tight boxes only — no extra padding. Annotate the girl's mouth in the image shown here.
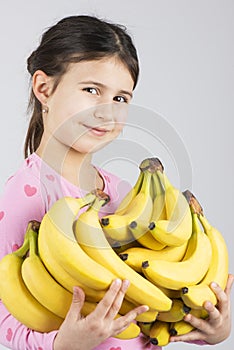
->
[83,124,111,137]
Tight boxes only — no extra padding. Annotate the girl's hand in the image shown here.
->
[170,274,234,344]
[53,279,149,350]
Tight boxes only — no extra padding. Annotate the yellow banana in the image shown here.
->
[154,285,181,299]
[128,220,166,250]
[101,169,153,242]
[113,239,141,254]
[38,194,117,291]
[115,317,141,339]
[150,171,167,222]
[118,298,136,315]
[119,242,187,273]
[149,171,192,246]
[115,170,144,215]
[38,226,105,302]
[142,212,212,290]
[0,222,63,332]
[169,303,208,336]
[138,321,153,337]
[118,294,159,322]
[190,307,209,319]
[181,203,229,309]
[74,190,172,311]
[22,227,73,319]
[136,309,158,322]
[169,320,194,336]
[157,299,191,322]
[149,320,170,346]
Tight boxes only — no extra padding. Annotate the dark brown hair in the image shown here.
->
[24,15,139,158]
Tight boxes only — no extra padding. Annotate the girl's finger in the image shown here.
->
[209,282,228,313]
[203,301,221,324]
[183,313,211,334]
[105,279,130,320]
[66,286,85,321]
[113,304,149,335]
[94,279,123,319]
[224,274,234,297]
[170,329,204,343]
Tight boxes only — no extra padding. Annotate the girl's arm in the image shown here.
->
[0,170,59,350]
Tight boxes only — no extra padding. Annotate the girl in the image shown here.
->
[0,15,232,350]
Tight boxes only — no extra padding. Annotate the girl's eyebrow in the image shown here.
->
[80,80,133,99]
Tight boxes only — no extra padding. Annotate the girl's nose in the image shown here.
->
[93,103,114,122]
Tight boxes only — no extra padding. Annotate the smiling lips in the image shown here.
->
[83,124,111,136]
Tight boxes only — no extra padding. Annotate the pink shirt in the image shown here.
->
[0,153,206,350]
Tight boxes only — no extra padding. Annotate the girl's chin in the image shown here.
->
[72,139,113,154]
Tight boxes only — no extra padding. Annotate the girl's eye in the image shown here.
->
[114,96,128,103]
[83,87,98,95]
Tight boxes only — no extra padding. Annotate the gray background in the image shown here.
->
[0,0,233,349]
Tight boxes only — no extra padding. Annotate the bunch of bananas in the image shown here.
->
[0,157,229,345]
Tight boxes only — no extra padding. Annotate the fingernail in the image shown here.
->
[114,278,121,286]
[143,305,149,311]
[211,282,217,288]
[123,279,130,288]
[184,314,191,321]
[204,301,212,308]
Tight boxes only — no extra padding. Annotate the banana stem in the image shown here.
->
[198,214,211,233]
[134,171,144,192]
[90,197,108,213]
[157,170,172,191]
[153,173,164,196]
[28,229,39,257]
[142,170,152,195]
[13,222,34,258]
[191,213,200,234]
[81,192,97,206]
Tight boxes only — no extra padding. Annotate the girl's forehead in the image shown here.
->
[68,56,129,73]
[64,57,134,87]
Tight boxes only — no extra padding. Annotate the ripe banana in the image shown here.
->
[0,222,63,332]
[38,229,105,302]
[157,299,191,322]
[135,308,158,323]
[113,239,141,254]
[22,227,73,319]
[138,321,153,337]
[155,285,181,299]
[150,171,167,222]
[115,170,144,215]
[181,194,229,309]
[169,320,194,336]
[115,317,141,339]
[149,171,192,246]
[101,169,153,242]
[142,212,212,290]
[169,304,208,336]
[149,320,170,346]
[38,194,117,291]
[74,190,172,311]
[128,220,166,250]
[119,242,187,273]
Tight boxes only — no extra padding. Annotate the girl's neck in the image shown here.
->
[35,137,104,191]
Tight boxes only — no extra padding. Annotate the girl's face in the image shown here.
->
[42,56,134,154]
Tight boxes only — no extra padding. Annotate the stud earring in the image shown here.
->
[42,106,48,114]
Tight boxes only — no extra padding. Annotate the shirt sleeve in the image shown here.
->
[0,170,58,350]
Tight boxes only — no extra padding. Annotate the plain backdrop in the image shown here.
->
[0,0,233,349]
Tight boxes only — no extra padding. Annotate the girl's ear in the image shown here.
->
[32,70,53,105]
